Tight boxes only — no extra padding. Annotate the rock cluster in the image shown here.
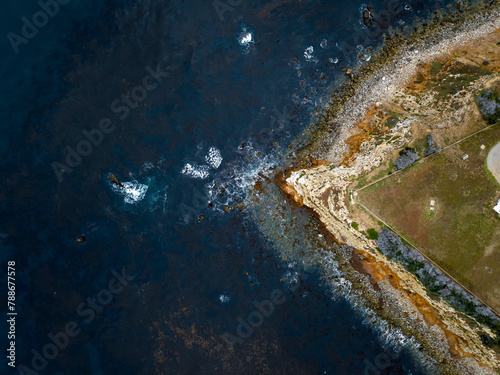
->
[362,5,375,27]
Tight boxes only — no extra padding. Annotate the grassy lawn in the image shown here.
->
[358,125,500,312]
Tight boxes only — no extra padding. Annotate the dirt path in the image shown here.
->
[487,142,500,184]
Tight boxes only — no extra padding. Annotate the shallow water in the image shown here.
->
[0,0,459,373]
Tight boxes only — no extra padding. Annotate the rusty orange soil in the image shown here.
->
[351,249,479,362]
[273,157,330,208]
[341,106,388,166]
[406,62,435,94]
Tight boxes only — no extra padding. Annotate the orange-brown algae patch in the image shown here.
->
[273,157,330,208]
[357,106,385,134]
[304,157,331,168]
[351,248,474,361]
[407,62,433,94]
[315,215,345,245]
[341,133,371,166]
[274,170,304,207]
[341,106,388,166]
[351,249,402,290]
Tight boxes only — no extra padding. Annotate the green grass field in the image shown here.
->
[358,125,500,312]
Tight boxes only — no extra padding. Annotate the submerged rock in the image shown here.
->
[108,173,124,188]
[362,5,375,27]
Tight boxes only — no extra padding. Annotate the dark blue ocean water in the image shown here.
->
[0,0,449,374]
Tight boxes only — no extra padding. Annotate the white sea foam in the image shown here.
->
[181,163,210,179]
[219,293,231,304]
[304,46,314,61]
[111,180,149,204]
[205,146,223,169]
[206,148,280,213]
[237,24,254,54]
[281,270,301,290]
[239,31,252,44]
[122,181,148,203]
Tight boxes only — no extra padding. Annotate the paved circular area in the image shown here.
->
[487,142,500,184]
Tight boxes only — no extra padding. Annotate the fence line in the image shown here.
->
[354,200,500,319]
[351,122,500,318]
[354,123,498,193]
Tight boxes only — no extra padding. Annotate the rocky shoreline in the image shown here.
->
[274,4,500,374]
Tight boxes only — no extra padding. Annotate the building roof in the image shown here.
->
[494,199,500,215]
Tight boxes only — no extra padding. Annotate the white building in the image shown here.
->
[494,199,500,215]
